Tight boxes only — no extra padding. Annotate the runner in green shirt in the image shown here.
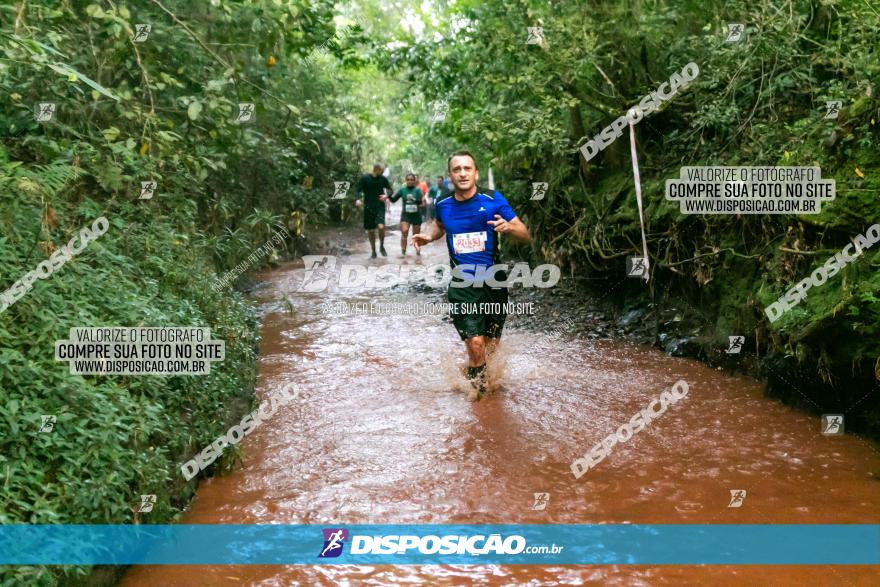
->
[389,173,426,256]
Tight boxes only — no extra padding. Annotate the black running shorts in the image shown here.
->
[363,205,386,229]
[447,282,509,340]
[400,212,423,226]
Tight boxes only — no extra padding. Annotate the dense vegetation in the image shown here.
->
[0,0,368,583]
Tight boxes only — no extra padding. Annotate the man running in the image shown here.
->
[413,150,530,400]
[355,164,392,258]
[389,173,425,256]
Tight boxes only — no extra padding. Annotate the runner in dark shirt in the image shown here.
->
[355,164,392,258]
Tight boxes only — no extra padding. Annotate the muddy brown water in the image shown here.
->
[123,217,880,586]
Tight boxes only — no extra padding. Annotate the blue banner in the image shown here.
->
[1,525,878,565]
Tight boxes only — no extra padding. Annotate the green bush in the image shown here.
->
[0,0,366,583]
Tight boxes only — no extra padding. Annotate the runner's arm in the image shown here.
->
[488,214,531,243]
[412,219,445,251]
[354,177,364,207]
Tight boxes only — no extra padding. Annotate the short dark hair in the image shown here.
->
[447,150,477,172]
[437,175,444,179]
[405,173,416,180]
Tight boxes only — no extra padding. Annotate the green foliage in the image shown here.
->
[0,0,374,583]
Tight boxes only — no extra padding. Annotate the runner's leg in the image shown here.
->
[464,335,486,367]
[364,207,379,258]
[400,221,410,255]
[464,335,488,399]
[367,229,376,256]
[448,283,489,399]
[412,223,422,255]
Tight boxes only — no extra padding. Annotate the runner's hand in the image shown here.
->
[488,214,511,233]
[412,233,432,252]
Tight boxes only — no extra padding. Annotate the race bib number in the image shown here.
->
[452,231,486,254]
[405,204,418,213]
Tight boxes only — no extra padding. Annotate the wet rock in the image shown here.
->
[664,336,700,356]
[618,308,646,329]
[242,280,271,294]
